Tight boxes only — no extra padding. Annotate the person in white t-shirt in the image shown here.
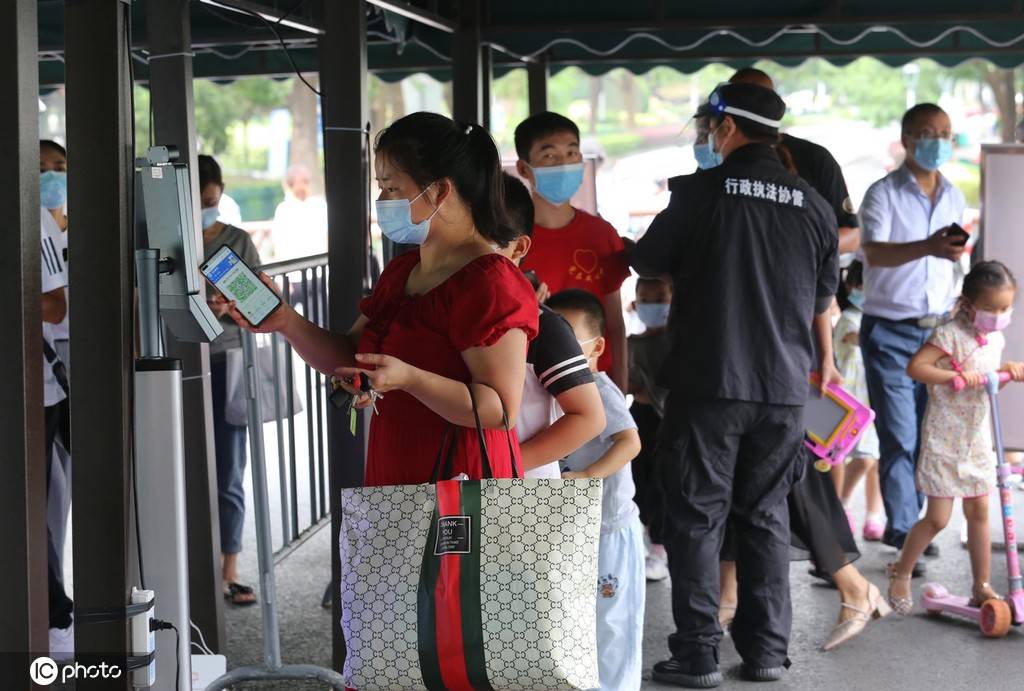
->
[40,203,75,658]
[270,164,328,261]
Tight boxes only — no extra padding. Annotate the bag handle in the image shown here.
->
[429,383,521,482]
[466,383,520,481]
[429,426,457,484]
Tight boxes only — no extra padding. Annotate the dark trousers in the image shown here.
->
[45,400,74,630]
[860,315,929,547]
[658,395,803,668]
[211,357,248,556]
[630,402,665,544]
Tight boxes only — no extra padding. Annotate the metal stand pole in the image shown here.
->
[205,331,347,690]
[134,249,192,690]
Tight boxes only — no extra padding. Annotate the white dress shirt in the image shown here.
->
[859,165,965,321]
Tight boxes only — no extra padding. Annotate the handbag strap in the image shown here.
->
[466,383,520,481]
[429,427,457,484]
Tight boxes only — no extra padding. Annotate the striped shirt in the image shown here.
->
[518,306,596,479]
[41,209,68,406]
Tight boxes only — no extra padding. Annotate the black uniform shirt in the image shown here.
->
[782,133,858,229]
[632,143,839,406]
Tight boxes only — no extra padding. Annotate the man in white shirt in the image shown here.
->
[859,103,966,557]
[270,164,328,261]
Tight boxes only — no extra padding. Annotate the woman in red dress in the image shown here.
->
[220,112,538,486]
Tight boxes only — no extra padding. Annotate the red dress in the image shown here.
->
[357,251,539,487]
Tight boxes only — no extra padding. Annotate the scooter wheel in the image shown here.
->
[979,599,1011,638]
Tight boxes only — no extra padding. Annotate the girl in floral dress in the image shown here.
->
[887,261,1024,614]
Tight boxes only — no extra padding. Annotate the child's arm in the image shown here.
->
[907,343,974,386]
[562,428,641,480]
[520,383,606,470]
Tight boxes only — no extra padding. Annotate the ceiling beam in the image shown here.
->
[365,0,456,33]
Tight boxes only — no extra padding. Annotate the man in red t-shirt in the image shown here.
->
[516,112,630,392]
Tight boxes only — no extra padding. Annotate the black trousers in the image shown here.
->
[658,396,803,668]
[630,401,666,544]
[721,448,860,574]
[45,400,74,630]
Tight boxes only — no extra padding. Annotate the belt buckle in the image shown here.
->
[917,316,940,329]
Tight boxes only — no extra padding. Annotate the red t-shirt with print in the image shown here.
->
[521,209,630,373]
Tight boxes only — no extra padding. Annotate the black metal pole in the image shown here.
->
[320,0,370,673]
[528,51,550,114]
[65,0,135,686]
[144,0,227,653]
[482,43,493,130]
[0,0,49,681]
[453,0,484,124]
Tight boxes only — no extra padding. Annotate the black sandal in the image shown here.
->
[223,581,258,606]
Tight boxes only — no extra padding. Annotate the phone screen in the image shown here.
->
[201,245,281,327]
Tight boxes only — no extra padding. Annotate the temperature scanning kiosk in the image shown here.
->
[133,146,222,690]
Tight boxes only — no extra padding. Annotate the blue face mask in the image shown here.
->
[375,183,440,246]
[847,289,865,310]
[531,163,584,205]
[636,302,671,329]
[201,206,220,230]
[693,142,720,170]
[40,171,67,209]
[913,138,953,171]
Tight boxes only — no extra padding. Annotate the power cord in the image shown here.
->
[151,619,180,691]
[202,0,321,96]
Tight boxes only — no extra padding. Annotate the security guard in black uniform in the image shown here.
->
[632,83,839,688]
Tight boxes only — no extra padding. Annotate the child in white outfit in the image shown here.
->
[549,289,645,691]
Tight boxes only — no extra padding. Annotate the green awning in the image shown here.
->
[35,0,1024,87]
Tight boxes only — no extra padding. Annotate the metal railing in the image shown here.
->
[248,252,333,561]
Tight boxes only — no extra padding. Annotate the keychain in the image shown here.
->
[329,373,382,436]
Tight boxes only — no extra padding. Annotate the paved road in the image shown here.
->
[220,481,1024,690]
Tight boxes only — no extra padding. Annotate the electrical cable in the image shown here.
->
[125,0,146,591]
[520,23,1024,60]
[152,620,180,691]
[191,620,215,656]
[203,1,321,96]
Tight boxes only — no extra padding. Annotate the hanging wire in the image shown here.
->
[519,24,1024,60]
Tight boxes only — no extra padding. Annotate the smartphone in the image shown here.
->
[200,244,282,327]
[944,223,969,246]
[522,269,541,291]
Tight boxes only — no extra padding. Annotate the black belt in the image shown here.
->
[888,315,944,329]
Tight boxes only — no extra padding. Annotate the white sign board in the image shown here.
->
[981,144,1024,449]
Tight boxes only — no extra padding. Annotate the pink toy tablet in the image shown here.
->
[804,372,876,472]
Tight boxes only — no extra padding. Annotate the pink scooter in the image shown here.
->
[920,371,1024,637]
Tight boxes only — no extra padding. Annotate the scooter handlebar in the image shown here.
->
[950,371,1013,392]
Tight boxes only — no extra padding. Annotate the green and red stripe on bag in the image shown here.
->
[339,477,602,690]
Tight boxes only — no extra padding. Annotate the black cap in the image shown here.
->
[705,82,786,133]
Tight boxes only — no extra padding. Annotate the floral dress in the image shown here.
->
[916,314,1005,498]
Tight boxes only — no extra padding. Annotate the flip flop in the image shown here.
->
[224,581,258,606]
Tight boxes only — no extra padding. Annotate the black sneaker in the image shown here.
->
[653,657,723,689]
[741,664,787,682]
[912,559,927,578]
[924,542,940,557]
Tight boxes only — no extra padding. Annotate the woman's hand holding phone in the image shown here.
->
[214,272,295,334]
